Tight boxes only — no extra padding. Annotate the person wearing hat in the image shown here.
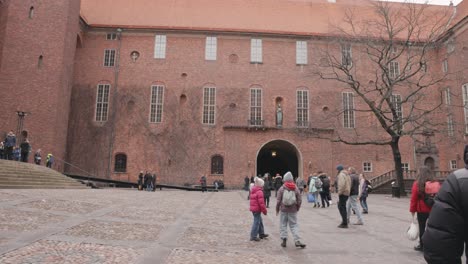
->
[276,171,306,248]
[336,165,351,228]
[249,177,268,241]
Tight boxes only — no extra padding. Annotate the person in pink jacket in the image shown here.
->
[249,177,268,241]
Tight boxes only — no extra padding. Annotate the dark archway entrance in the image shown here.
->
[424,157,435,170]
[256,140,300,179]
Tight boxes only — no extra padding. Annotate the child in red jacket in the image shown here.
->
[249,177,268,241]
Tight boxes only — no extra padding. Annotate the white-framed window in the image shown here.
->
[205,36,217,61]
[149,85,164,123]
[95,84,110,122]
[389,61,400,79]
[154,35,167,59]
[391,94,403,120]
[462,84,468,133]
[363,162,372,172]
[445,88,451,106]
[402,163,410,172]
[250,88,262,126]
[296,41,308,65]
[103,49,116,67]
[297,90,309,127]
[450,160,457,170]
[106,33,117,40]
[202,87,216,125]
[341,43,352,67]
[251,38,262,63]
[442,59,448,73]
[342,92,355,128]
[447,115,454,137]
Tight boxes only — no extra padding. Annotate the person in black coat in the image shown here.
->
[422,145,468,264]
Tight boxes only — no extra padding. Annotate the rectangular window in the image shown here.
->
[202,87,216,124]
[450,160,457,170]
[205,36,217,61]
[389,61,400,79]
[297,90,309,127]
[296,41,308,65]
[251,38,262,63]
[402,163,410,172]
[363,162,372,172]
[150,85,164,123]
[463,84,468,133]
[391,94,403,120]
[448,115,454,137]
[341,43,352,67]
[442,59,448,73]
[445,88,451,106]
[154,35,167,59]
[106,33,117,40]
[250,88,262,126]
[95,84,110,122]
[342,92,355,128]
[103,49,116,67]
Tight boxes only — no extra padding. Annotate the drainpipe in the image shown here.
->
[106,28,123,179]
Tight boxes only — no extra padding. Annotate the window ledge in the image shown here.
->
[113,172,127,174]
[250,62,263,64]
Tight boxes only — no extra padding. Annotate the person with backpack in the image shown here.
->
[276,171,306,248]
[409,166,440,252]
[319,172,330,208]
[308,173,322,208]
[249,177,268,242]
[346,167,364,225]
[358,174,370,214]
[423,145,468,264]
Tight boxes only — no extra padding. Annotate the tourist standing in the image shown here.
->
[263,174,272,208]
[34,149,42,165]
[319,172,331,208]
[152,173,157,191]
[308,173,322,208]
[137,171,143,191]
[337,165,351,228]
[346,167,364,225]
[274,173,282,197]
[296,176,305,195]
[249,177,268,241]
[46,153,54,168]
[20,139,31,163]
[276,172,306,248]
[0,141,4,159]
[409,166,439,251]
[244,176,250,191]
[359,174,370,214]
[200,175,207,193]
[3,131,16,160]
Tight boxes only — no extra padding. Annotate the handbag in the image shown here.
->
[406,215,419,241]
[307,193,316,203]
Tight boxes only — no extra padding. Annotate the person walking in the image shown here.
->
[20,139,31,163]
[34,149,42,165]
[249,177,268,241]
[244,176,250,191]
[296,176,305,195]
[422,145,468,264]
[263,174,272,208]
[336,165,351,228]
[359,174,370,214]
[319,172,331,208]
[276,171,306,248]
[409,166,439,252]
[200,175,207,193]
[3,130,16,160]
[346,167,364,225]
[137,171,144,191]
[152,173,157,191]
[46,153,54,168]
[274,173,282,197]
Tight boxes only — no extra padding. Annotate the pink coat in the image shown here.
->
[250,186,267,215]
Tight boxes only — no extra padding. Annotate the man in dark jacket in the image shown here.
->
[422,145,468,264]
[4,131,16,160]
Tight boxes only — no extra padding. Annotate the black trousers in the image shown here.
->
[320,192,330,207]
[264,196,270,207]
[417,212,429,247]
[338,195,349,225]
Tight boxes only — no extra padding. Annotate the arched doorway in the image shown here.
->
[424,157,435,170]
[256,140,300,179]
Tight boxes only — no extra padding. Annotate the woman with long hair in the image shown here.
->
[409,166,439,252]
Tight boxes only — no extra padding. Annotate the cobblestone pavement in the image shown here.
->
[0,189,460,264]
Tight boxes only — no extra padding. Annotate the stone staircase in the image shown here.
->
[0,159,87,189]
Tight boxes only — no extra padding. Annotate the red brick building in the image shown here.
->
[1,0,468,187]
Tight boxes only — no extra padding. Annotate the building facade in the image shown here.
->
[1,0,468,187]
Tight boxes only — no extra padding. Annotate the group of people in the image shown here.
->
[1,130,54,168]
[137,171,158,191]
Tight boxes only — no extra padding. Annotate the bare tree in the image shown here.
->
[314,1,454,195]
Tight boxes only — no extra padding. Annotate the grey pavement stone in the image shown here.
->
[0,189,465,264]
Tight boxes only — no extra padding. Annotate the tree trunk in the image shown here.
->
[390,137,406,197]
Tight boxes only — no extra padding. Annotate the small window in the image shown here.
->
[296,41,308,65]
[391,94,403,120]
[448,115,454,137]
[96,84,110,122]
[389,61,400,79]
[342,92,355,128]
[114,154,127,172]
[205,36,217,61]
[154,35,167,59]
[103,49,116,67]
[462,84,468,133]
[29,6,34,19]
[442,59,448,73]
[211,155,224,175]
[445,88,451,106]
[450,160,457,170]
[402,163,410,172]
[363,162,372,172]
[341,43,352,67]
[251,39,262,63]
[38,55,43,68]
[106,33,117,40]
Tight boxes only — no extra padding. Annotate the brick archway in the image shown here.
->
[256,140,301,179]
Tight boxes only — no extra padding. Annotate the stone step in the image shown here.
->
[0,178,84,185]
[0,185,87,189]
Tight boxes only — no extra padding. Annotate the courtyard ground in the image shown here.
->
[0,188,452,264]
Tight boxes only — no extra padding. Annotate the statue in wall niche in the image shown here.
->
[276,104,283,127]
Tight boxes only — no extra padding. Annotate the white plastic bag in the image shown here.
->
[407,215,419,241]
